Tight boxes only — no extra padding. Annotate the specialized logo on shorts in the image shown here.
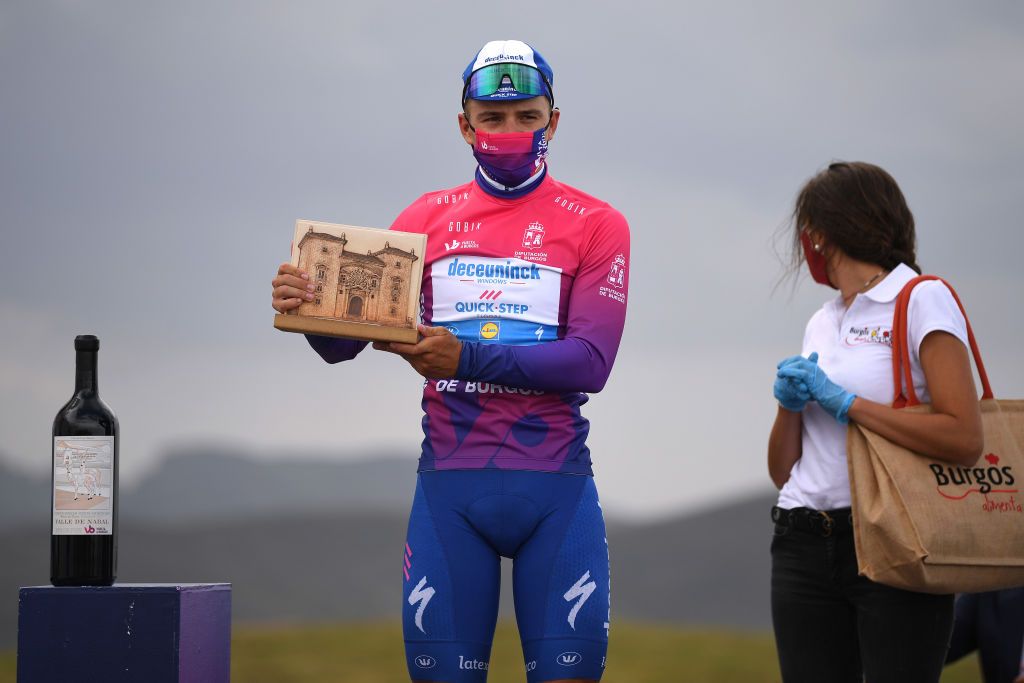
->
[523,221,545,249]
[557,651,583,666]
[408,576,435,634]
[564,570,597,630]
[414,655,436,669]
[479,321,500,340]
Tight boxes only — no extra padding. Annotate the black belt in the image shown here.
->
[771,506,854,537]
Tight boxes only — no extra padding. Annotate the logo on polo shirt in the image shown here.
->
[845,326,892,347]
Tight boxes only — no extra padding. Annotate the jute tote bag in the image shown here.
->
[847,275,1024,594]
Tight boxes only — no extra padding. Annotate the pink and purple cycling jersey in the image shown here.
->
[306,170,630,474]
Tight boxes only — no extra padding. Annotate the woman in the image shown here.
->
[767,161,984,683]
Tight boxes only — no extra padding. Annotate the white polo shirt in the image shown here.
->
[777,264,969,511]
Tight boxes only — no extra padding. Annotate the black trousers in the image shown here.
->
[771,511,954,683]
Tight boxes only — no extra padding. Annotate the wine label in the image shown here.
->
[53,436,114,535]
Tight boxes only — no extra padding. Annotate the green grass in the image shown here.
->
[0,621,983,682]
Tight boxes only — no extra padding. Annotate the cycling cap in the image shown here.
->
[462,40,554,105]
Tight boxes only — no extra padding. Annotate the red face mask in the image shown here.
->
[800,232,835,288]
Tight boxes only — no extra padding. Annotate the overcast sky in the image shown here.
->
[2,1,1022,520]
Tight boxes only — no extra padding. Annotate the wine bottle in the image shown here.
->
[51,335,118,586]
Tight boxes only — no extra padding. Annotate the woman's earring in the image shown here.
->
[813,243,823,253]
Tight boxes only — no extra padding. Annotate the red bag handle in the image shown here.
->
[890,275,993,408]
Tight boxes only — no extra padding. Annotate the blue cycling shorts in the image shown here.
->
[401,469,610,682]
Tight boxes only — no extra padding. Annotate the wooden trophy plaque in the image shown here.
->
[273,219,426,344]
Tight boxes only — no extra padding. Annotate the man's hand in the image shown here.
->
[272,263,314,313]
[373,325,462,379]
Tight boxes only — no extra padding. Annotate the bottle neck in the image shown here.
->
[74,350,98,394]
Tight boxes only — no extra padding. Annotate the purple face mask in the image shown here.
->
[472,127,549,188]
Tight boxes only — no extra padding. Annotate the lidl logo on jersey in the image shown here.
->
[479,321,500,340]
[523,221,545,249]
[432,255,562,345]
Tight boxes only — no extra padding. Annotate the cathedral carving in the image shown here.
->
[295,227,418,329]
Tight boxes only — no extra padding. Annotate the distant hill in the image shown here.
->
[1,449,777,648]
[1,492,776,649]
[0,447,417,529]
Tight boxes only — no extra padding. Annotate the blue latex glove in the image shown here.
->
[776,352,857,424]
[774,355,811,411]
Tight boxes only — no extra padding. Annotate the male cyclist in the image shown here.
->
[272,39,630,683]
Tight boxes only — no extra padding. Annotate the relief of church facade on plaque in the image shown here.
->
[275,220,427,344]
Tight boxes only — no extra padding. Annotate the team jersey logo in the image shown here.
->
[431,255,561,345]
[607,254,626,288]
[522,221,545,249]
[445,238,480,252]
[479,321,500,340]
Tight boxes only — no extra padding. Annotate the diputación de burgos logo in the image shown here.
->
[930,453,1021,513]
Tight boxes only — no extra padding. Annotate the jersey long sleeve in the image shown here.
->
[454,209,629,393]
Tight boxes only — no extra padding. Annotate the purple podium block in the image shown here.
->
[17,583,231,683]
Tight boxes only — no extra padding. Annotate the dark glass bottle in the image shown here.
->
[51,335,118,586]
